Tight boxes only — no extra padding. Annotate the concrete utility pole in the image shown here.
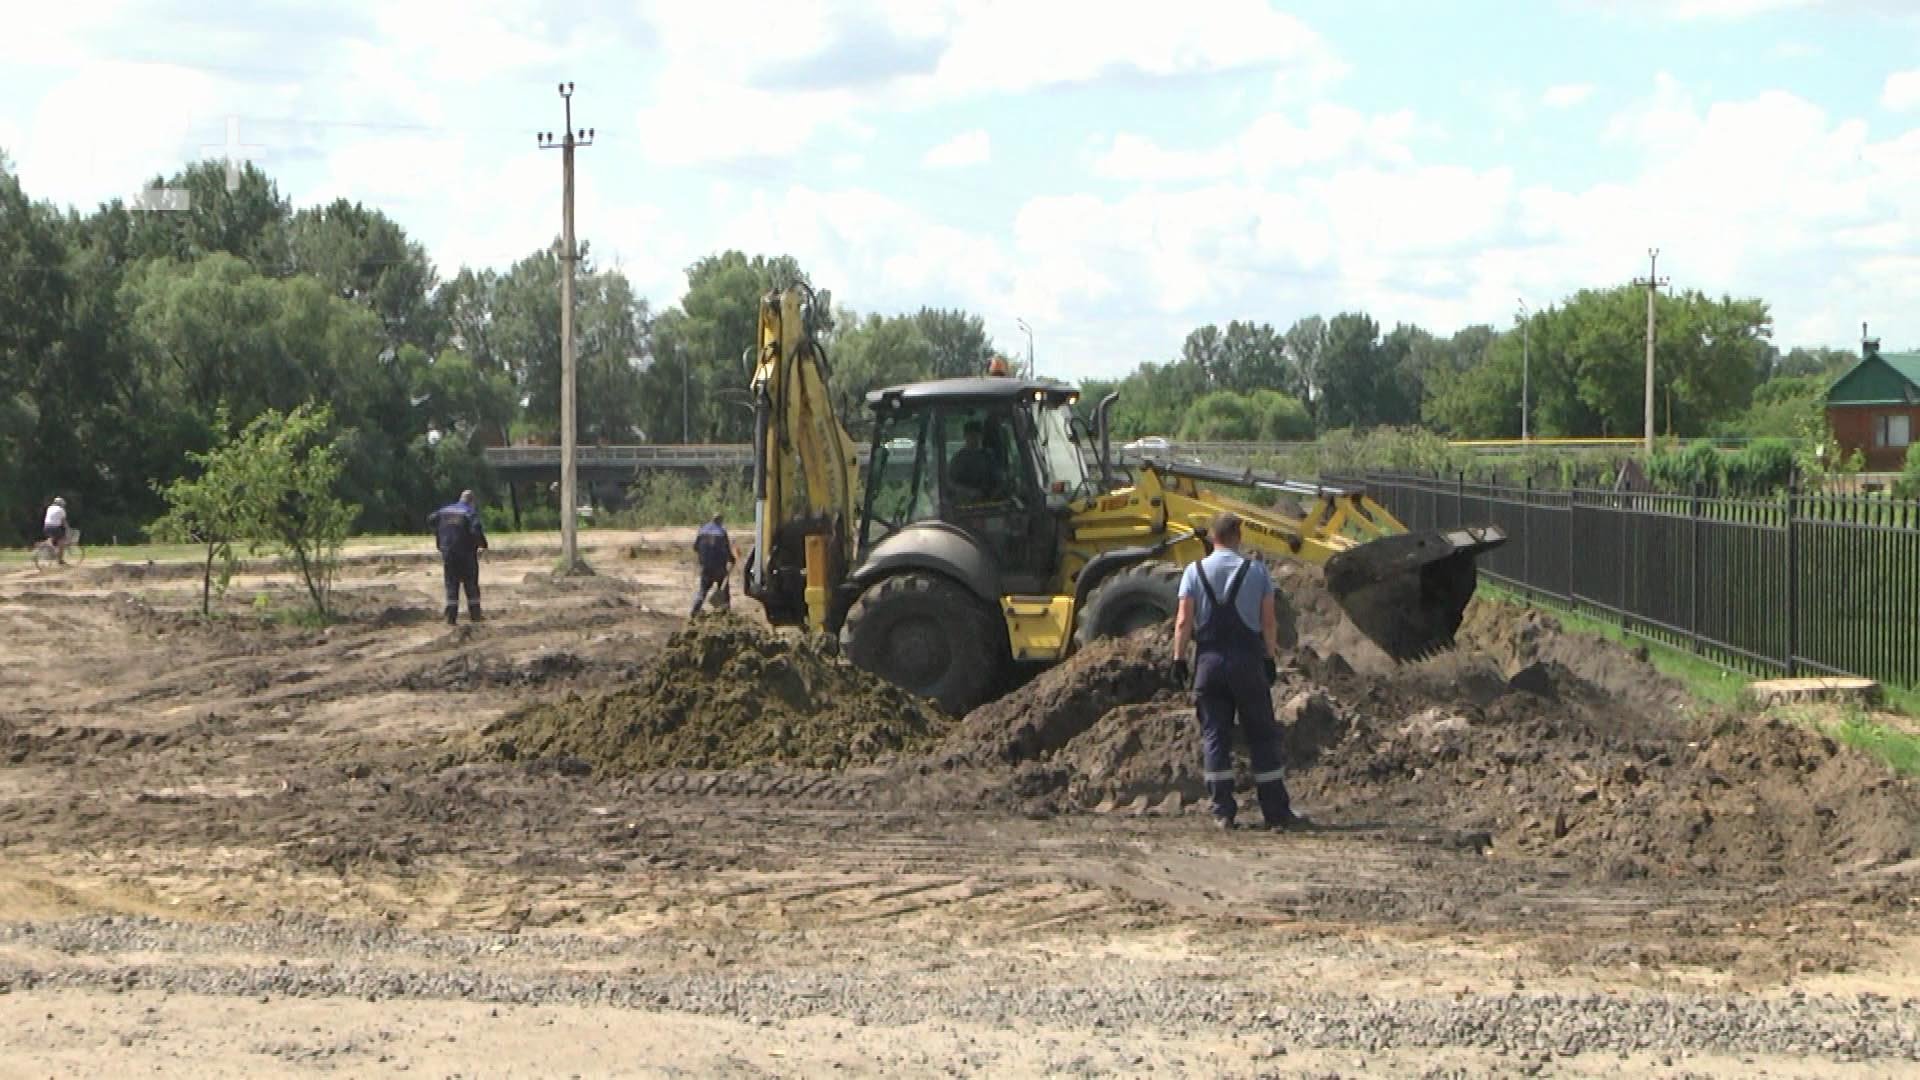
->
[1016,318,1035,380]
[1632,249,1669,455]
[1517,298,1531,442]
[538,83,593,573]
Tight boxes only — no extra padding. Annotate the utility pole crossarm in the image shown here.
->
[538,83,594,574]
[1631,249,1671,455]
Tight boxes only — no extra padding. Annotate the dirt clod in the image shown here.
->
[478,614,946,772]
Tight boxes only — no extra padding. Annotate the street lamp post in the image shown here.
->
[1015,318,1035,379]
[1517,298,1531,442]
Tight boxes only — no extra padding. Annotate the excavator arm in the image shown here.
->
[1070,457,1506,661]
[745,284,862,631]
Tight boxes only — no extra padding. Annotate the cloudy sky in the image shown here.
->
[3,0,1917,381]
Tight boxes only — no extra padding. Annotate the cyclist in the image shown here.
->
[42,497,71,565]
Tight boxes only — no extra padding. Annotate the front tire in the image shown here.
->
[842,572,1003,716]
[1073,561,1182,649]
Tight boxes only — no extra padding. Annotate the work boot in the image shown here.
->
[1265,809,1313,830]
[468,606,484,623]
[1256,780,1301,829]
[445,606,458,626]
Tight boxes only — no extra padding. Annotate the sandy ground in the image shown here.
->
[0,529,1915,1078]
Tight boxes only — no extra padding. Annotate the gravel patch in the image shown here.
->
[2,917,1915,1065]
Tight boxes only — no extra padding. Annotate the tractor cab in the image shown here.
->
[859,377,1089,594]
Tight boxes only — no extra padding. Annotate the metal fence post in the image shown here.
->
[1784,485,1799,676]
[1689,484,1702,655]
[1617,486,1630,630]
[1568,487,1579,608]
[1522,476,1532,600]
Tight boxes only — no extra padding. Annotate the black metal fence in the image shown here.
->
[1331,472,1920,691]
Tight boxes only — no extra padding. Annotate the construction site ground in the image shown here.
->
[1,529,1916,1078]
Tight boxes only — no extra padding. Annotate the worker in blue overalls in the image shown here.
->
[1171,511,1307,831]
[430,489,488,626]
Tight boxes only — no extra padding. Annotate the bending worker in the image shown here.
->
[691,512,736,615]
[1170,511,1306,831]
[430,489,488,625]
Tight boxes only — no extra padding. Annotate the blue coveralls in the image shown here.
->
[1188,555,1294,826]
[430,500,487,622]
[691,522,732,614]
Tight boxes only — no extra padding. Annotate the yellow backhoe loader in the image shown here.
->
[744,284,1507,715]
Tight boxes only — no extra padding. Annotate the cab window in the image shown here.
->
[862,407,937,549]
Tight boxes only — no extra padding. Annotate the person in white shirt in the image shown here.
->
[42,497,70,564]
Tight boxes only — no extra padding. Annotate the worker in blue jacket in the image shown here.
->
[691,512,736,615]
[430,489,488,625]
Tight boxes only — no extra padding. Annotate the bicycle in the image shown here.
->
[31,527,85,571]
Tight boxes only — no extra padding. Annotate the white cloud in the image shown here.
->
[923,129,990,169]
[12,61,226,210]
[0,3,135,67]
[963,76,1920,377]
[1542,83,1596,109]
[1093,105,1417,183]
[1573,0,1920,19]
[707,185,1013,319]
[904,0,1344,100]
[629,0,1344,165]
[1884,70,1920,111]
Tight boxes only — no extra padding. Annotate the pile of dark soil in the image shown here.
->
[478,615,947,772]
[1290,645,1920,880]
[401,649,647,692]
[937,578,1920,882]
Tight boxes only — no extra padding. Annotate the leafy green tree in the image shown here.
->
[1178,390,1258,440]
[150,407,248,615]
[575,272,651,443]
[229,404,358,618]
[1182,325,1227,387]
[1283,316,1328,416]
[1249,389,1314,440]
[111,161,291,271]
[827,310,935,423]
[286,199,440,349]
[1896,449,1920,500]
[1317,313,1399,430]
[648,251,826,443]
[1222,320,1295,397]
[1769,345,1856,380]
[1423,287,1771,439]
[912,307,996,378]
[0,156,73,533]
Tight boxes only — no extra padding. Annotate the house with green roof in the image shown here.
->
[1826,337,1919,471]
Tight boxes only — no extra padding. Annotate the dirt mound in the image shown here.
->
[478,615,947,772]
[942,629,1183,766]
[400,649,647,692]
[936,589,1920,882]
[1291,657,1920,881]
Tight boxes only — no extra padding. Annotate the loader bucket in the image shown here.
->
[1322,526,1507,662]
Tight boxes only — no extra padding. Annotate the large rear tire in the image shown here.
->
[842,572,1004,716]
[1073,561,1182,650]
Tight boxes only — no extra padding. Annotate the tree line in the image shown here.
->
[0,149,1870,543]
[1083,298,1858,449]
[1,153,998,541]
